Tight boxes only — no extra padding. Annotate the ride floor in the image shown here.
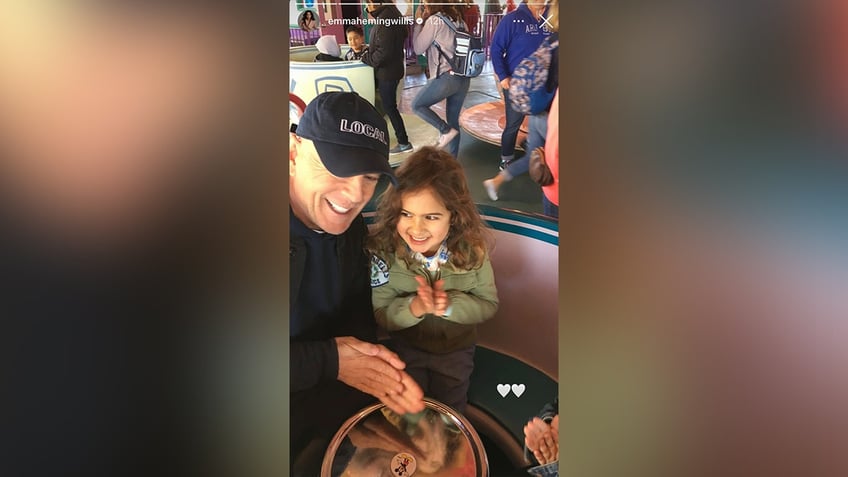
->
[375,61,545,215]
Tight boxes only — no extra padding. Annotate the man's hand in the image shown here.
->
[524,416,559,464]
[499,77,511,90]
[336,336,425,415]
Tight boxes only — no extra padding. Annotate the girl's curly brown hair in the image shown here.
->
[368,147,492,270]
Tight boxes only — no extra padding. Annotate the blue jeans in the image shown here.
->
[501,88,527,159]
[412,73,470,157]
[543,193,558,219]
[377,78,409,145]
[528,461,559,476]
[505,112,548,179]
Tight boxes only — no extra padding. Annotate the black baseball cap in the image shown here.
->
[294,92,397,184]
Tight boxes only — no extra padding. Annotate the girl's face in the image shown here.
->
[397,188,451,256]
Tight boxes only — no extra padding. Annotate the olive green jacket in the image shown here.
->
[371,254,498,354]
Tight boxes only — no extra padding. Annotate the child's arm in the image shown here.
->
[371,257,424,331]
[373,284,423,332]
[440,259,499,325]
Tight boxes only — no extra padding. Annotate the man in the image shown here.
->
[289,92,425,475]
[490,0,551,170]
[362,0,414,155]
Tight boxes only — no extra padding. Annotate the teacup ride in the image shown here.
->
[340,205,559,476]
[459,101,531,151]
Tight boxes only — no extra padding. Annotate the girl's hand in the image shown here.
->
[432,280,451,316]
[412,276,436,317]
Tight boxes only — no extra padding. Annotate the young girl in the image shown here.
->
[369,147,498,413]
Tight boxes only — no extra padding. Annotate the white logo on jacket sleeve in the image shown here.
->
[370,255,390,287]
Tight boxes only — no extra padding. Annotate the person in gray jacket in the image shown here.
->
[411,0,471,158]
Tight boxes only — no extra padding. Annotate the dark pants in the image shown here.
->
[501,88,527,159]
[377,78,409,145]
[390,340,475,413]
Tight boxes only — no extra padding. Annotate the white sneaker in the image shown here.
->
[436,128,459,149]
[483,179,498,201]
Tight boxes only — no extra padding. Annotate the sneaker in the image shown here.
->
[499,159,513,171]
[483,179,499,201]
[389,143,413,155]
[435,128,459,149]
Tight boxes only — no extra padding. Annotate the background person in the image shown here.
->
[362,0,414,155]
[489,0,550,170]
[484,0,558,201]
[288,92,425,475]
[540,88,558,218]
[524,398,559,476]
[315,34,343,61]
[345,25,369,61]
[299,10,317,31]
[411,0,471,158]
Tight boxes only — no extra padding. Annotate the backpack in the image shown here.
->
[432,13,485,78]
[509,36,559,115]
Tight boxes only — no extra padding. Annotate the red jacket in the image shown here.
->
[542,89,558,206]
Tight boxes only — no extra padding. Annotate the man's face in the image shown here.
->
[289,135,379,235]
[0,3,255,234]
[347,31,365,52]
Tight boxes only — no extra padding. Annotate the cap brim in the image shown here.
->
[312,140,397,185]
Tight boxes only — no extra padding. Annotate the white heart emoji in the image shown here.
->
[511,384,526,398]
[497,384,510,398]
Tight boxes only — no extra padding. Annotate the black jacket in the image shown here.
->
[362,5,409,81]
[315,53,343,62]
[289,213,379,459]
[289,213,377,392]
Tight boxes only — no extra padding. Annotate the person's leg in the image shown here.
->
[427,346,475,413]
[500,88,527,165]
[378,78,410,146]
[412,75,452,134]
[444,76,471,157]
[373,78,386,117]
[388,339,430,395]
[542,194,559,219]
[484,112,548,200]
[504,112,548,178]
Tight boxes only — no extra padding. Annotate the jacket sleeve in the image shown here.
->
[412,17,438,55]
[442,259,499,325]
[290,339,339,393]
[362,25,385,68]
[372,265,421,332]
[489,17,511,79]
